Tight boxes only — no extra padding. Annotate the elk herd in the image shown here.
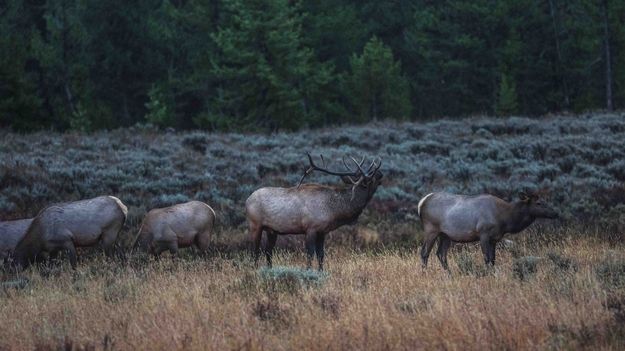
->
[0,153,559,273]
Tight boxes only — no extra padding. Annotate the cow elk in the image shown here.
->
[133,201,216,257]
[12,196,127,269]
[418,191,558,269]
[245,153,383,271]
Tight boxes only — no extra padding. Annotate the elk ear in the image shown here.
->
[519,192,531,202]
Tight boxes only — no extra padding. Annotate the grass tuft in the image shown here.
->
[512,256,542,281]
[258,266,328,293]
[596,254,625,290]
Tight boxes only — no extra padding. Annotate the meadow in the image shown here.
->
[1,113,625,349]
[1,231,625,350]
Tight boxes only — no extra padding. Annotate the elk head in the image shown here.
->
[297,153,383,201]
[518,191,559,219]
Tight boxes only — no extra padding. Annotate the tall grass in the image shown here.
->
[1,234,624,349]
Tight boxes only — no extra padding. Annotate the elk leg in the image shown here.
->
[249,223,263,267]
[305,232,317,270]
[101,222,122,258]
[195,227,212,254]
[436,235,451,270]
[49,250,60,261]
[420,230,438,267]
[488,241,497,265]
[265,231,278,267]
[480,236,495,266]
[151,244,167,259]
[167,241,179,259]
[34,251,50,265]
[315,233,326,271]
[63,241,78,270]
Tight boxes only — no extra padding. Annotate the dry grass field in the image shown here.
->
[2,227,625,350]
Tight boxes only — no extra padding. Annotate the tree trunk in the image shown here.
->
[601,0,613,111]
[61,0,76,117]
[548,0,570,109]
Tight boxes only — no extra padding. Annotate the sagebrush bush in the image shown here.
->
[546,252,578,272]
[258,266,328,292]
[512,256,542,281]
[0,113,623,242]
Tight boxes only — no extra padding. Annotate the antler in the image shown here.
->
[350,177,365,201]
[297,153,361,188]
[367,158,382,176]
[350,156,368,176]
[297,153,382,194]
[342,157,359,184]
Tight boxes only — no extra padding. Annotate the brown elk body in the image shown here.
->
[245,154,382,270]
[418,192,558,268]
[0,218,33,261]
[13,196,127,269]
[133,201,216,257]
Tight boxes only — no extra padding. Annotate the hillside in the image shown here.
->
[2,113,624,240]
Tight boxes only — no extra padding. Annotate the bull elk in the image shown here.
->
[133,201,216,257]
[0,218,33,262]
[245,153,383,271]
[418,191,558,269]
[12,196,127,269]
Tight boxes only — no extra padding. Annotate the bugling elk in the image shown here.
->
[245,153,383,270]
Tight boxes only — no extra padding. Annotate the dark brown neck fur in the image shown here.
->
[502,201,536,234]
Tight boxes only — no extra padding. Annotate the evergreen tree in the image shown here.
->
[80,0,163,128]
[0,0,44,130]
[0,0,622,131]
[302,0,368,71]
[496,73,519,116]
[30,0,94,130]
[206,0,336,130]
[609,0,625,109]
[346,36,411,122]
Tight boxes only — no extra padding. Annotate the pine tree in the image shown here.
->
[346,36,411,122]
[29,0,95,130]
[496,73,519,116]
[206,0,336,131]
[0,0,44,130]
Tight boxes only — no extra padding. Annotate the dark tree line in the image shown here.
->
[0,0,623,132]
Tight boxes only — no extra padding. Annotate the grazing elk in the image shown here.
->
[246,153,383,271]
[0,218,33,261]
[418,191,558,269]
[133,201,216,257]
[12,196,127,269]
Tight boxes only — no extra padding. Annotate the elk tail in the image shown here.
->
[109,196,128,226]
[417,193,435,220]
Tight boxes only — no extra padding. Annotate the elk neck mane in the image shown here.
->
[302,182,373,220]
[500,200,536,234]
